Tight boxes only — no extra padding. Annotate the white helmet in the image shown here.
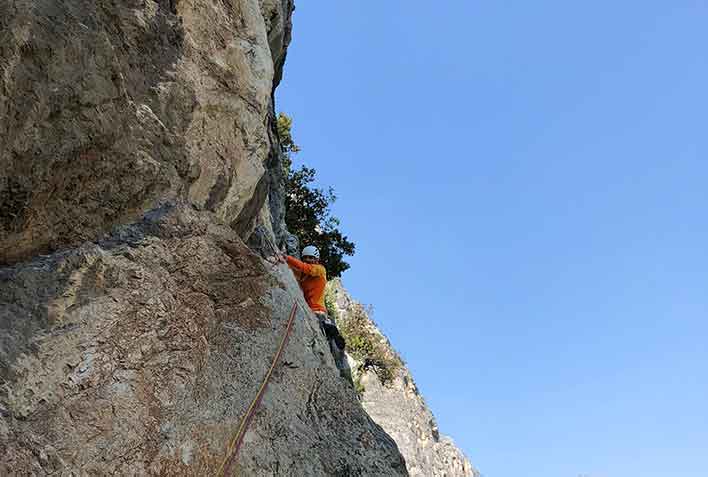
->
[302,245,320,259]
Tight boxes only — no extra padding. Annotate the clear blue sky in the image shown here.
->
[276,2,708,476]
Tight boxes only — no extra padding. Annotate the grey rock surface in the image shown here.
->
[0,204,408,476]
[0,0,293,264]
[327,279,480,477]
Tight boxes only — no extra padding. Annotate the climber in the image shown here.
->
[281,245,327,316]
[278,246,344,347]
[273,245,349,383]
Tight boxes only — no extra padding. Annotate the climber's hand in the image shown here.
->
[267,253,286,264]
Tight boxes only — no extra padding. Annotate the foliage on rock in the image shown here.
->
[337,304,402,386]
[277,112,300,156]
[324,284,341,322]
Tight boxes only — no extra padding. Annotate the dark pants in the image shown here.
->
[315,312,351,384]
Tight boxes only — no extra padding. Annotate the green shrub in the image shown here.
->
[338,305,401,386]
[277,112,300,155]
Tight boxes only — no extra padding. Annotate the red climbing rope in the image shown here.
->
[216,301,299,476]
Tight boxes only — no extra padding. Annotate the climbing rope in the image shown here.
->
[216,301,299,477]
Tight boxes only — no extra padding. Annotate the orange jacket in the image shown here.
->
[285,255,327,313]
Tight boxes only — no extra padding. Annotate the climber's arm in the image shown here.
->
[285,256,324,277]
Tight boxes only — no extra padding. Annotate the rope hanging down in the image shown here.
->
[216,301,299,477]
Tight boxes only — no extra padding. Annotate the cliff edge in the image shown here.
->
[327,279,479,477]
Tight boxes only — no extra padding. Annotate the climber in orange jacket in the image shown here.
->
[283,245,327,314]
[279,245,346,354]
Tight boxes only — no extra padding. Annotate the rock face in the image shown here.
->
[327,280,479,477]
[0,1,410,475]
[0,205,408,475]
[0,0,293,265]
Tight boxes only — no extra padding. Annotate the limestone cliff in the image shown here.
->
[0,0,293,265]
[0,206,407,475]
[327,280,479,477]
[0,1,409,475]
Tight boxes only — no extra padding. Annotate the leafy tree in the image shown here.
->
[285,167,355,277]
[277,113,355,277]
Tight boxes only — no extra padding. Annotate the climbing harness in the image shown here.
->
[216,301,299,476]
